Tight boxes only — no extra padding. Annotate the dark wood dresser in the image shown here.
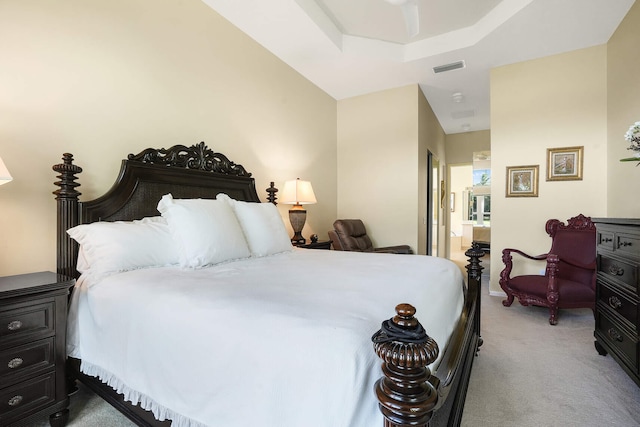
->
[593,218,640,387]
[0,272,73,427]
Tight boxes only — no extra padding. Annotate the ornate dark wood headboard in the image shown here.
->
[52,142,270,279]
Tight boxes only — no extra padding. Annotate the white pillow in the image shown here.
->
[157,194,250,268]
[216,193,293,257]
[67,217,179,277]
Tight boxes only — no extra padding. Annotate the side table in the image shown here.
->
[0,272,73,427]
[295,240,332,250]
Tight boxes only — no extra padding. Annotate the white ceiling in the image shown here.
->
[201,0,635,134]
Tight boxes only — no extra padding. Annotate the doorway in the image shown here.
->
[449,164,472,265]
[427,151,439,256]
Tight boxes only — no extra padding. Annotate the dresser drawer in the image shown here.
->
[0,302,54,345]
[616,232,640,260]
[598,282,638,328]
[0,373,56,422]
[0,338,54,384]
[598,255,638,291]
[597,313,639,371]
[597,230,615,252]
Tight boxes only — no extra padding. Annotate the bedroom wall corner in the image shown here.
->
[0,0,337,276]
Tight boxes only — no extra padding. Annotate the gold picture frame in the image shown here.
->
[546,146,583,181]
[506,165,539,197]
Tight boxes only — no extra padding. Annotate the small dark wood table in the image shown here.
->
[0,272,73,427]
[295,240,332,250]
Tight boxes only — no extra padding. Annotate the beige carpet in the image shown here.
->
[461,263,640,427]
[30,252,640,426]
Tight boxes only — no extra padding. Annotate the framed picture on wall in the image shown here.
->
[506,165,539,197]
[546,146,583,181]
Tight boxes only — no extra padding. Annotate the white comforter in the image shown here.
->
[67,249,464,427]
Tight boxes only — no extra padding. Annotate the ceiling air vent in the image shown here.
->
[451,109,475,119]
[433,60,465,74]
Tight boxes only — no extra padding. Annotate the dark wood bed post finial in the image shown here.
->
[53,153,82,279]
[266,181,278,205]
[372,303,440,427]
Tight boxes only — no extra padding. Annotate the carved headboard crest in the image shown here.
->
[127,141,251,177]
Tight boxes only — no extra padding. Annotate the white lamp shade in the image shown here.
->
[0,156,12,185]
[281,178,317,205]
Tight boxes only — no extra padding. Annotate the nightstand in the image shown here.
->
[0,272,73,427]
[295,240,332,250]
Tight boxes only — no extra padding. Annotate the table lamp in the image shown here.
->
[281,178,316,244]
[0,156,12,185]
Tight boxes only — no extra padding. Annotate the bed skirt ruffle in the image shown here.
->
[80,361,207,427]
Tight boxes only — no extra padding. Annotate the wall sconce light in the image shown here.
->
[280,178,316,245]
[0,156,13,185]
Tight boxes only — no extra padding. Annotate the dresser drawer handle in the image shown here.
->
[608,328,623,342]
[7,357,23,369]
[619,241,633,248]
[602,237,613,243]
[608,296,623,310]
[7,395,23,407]
[608,265,625,276]
[7,320,22,331]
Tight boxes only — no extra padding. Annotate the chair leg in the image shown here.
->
[548,308,558,325]
[502,293,514,307]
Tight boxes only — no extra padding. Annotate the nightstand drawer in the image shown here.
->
[0,373,56,421]
[598,255,638,290]
[0,338,54,383]
[0,302,54,344]
[597,313,639,371]
[598,282,638,327]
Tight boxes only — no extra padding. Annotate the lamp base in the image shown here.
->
[289,207,307,245]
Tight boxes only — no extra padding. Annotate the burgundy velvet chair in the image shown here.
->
[328,219,413,254]
[499,214,596,325]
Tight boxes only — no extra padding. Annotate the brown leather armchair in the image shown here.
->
[499,214,596,325]
[328,219,413,254]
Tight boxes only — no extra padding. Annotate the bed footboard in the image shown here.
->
[372,243,484,427]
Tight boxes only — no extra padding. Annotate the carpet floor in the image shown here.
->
[461,265,640,426]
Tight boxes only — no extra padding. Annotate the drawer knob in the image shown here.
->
[608,296,623,309]
[8,395,23,407]
[608,265,625,276]
[7,357,23,369]
[7,320,22,331]
[608,328,623,342]
[602,237,613,243]
[619,241,633,248]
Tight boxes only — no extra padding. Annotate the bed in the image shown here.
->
[52,142,484,427]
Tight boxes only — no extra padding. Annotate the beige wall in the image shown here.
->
[337,85,419,253]
[608,1,640,215]
[337,85,446,255]
[445,130,491,165]
[490,45,608,293]
[0,0,337,276]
